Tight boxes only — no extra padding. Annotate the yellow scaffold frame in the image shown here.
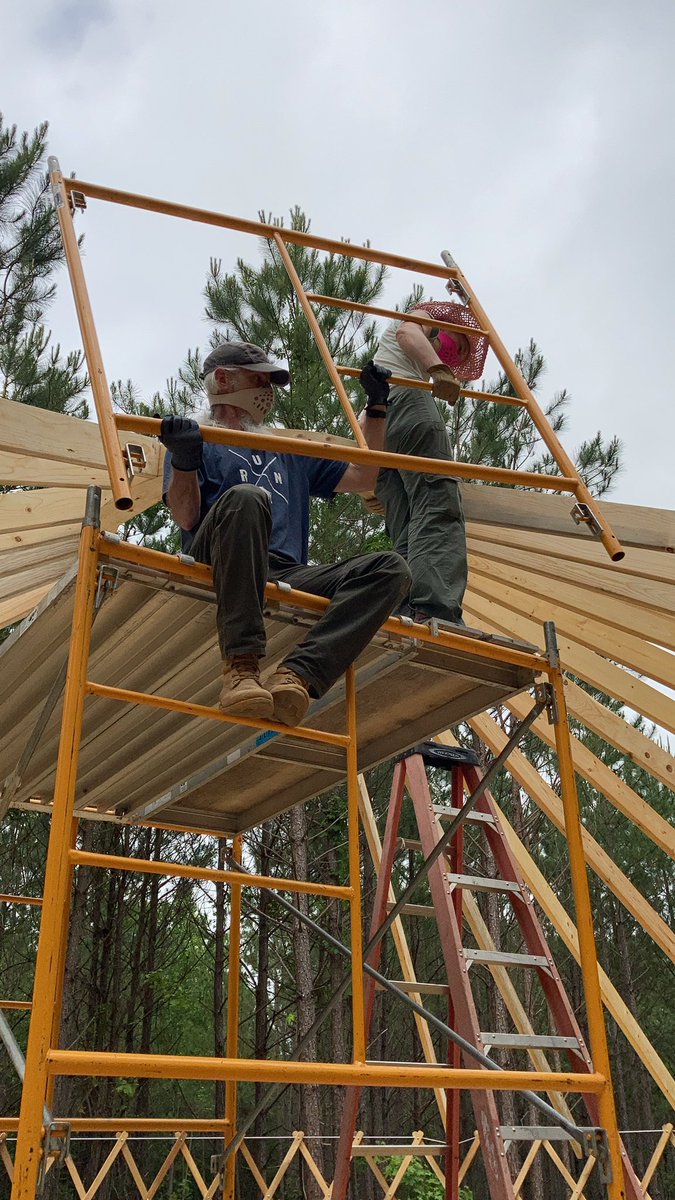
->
[8,160,633,1198]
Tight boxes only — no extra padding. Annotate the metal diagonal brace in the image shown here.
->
[218,696,587,1165]
[0,1010,52,1127]
[0,1008,69,1194]
[223,855,603,1166]
[371,694,546,951]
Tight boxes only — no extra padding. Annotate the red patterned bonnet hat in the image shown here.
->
[413,301,488,381]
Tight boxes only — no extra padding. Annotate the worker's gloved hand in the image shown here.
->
[159,416,204,472]
[360,361,391,412]
[428,364,461,406]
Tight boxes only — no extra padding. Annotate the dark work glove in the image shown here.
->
[159,416,204,472]
[360,361,391,410]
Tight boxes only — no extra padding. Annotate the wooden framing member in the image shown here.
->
[489,798,675,1110]
[467,711,675,964]
[504,691,675,860]
[469,549,675,653]
[463,592,675,737]
[468,562,675,688]
[466,520,675,584]
[14,1127,675,1200]
[462,487,674,554]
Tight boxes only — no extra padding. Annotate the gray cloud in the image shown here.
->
[4,0,674,507]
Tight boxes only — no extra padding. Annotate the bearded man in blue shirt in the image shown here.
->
[161,342,411,727]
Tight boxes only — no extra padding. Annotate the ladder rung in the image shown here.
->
[397,837,425,852]
[446,873,521,894]
[386,902,437,917]
[397,837,450,854]
[482,1033,581,1050]
[464,949,550,969]
[381,980,449,995]
[500,1125,577,1143]
[433,805,496,826]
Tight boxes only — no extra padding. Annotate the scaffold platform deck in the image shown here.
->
[0,556,537,835]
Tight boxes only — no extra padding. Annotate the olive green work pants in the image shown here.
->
[374,386,467,623]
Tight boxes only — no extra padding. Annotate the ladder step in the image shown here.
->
[446,873,521,894]
[464,949,550,969]
[397,837,427,852]
[382,980,449,995]
[482,1033,581,1050]
[386,902,437,918]
[433,805,496,826]
[500,1126,577,1143]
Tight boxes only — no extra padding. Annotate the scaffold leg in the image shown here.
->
[332,763,407,1200]
[11,488,101,1200]
[446,765,464,1200]
[545,623,632,1200]
[224,834,243,1200]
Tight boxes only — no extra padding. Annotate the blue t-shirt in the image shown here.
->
[163,442,348,564]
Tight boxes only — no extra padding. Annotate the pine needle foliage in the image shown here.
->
[0,115,88,415]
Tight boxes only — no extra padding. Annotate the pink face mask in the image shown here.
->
[437,330,469,369]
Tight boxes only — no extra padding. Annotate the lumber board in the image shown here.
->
[0,488,91,535]
[0,553,78,604]
[468,522,675,585]
[495,804,675,1109]
[0,451,113,490]
[0,536,80,578]
[563,680,675,793]
[468,711,675,964]
[463,591,675,736]
[505,692,675,859]
[468,552,672,657]
[0,395,108,468]
[461,482,675,552]
[0,395,160,474]
[0,522,81,556]
[0,585,53,630]
[468,568,675,689]
[467,536,675,618]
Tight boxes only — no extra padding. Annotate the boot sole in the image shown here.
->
[219,694,274,720]
[270,689,310,727]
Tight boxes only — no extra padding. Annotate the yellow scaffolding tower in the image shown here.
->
[5,160,636,1198]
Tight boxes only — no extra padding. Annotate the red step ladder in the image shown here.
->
[332,742,642,1200]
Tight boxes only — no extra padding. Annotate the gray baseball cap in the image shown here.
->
[200,341,290,385]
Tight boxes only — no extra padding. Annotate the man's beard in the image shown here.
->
[198,404,271,436]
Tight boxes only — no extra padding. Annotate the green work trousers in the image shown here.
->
[374,386,467,623]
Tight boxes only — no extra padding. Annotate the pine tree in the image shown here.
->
[449,336,622,495]
[0,114,88,415]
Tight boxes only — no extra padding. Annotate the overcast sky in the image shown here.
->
[4,0,675,509]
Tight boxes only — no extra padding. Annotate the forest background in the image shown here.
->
[0,118,673,1200]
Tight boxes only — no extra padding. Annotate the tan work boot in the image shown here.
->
[219,655,273,720]
[267,666,311,727]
